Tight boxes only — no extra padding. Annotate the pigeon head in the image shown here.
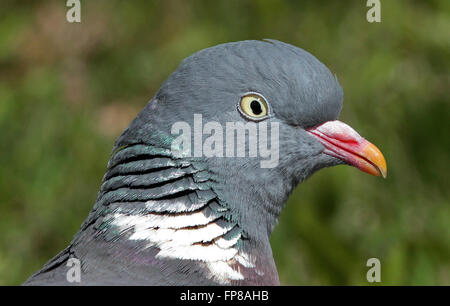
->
[25,40,387,286]
[115,39,386,237]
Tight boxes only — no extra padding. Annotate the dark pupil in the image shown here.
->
[250,100,263,115]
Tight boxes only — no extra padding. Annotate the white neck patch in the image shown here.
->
[105,208,256,284]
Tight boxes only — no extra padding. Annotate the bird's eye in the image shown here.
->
[238,93,269,120]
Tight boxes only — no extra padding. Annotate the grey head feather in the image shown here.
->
[113,39,344,236]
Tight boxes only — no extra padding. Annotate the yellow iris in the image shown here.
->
[239,94,269,119]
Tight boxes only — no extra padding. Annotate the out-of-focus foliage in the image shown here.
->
[0,0,448,285]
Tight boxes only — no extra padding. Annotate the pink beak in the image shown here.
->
[307,120,387,178]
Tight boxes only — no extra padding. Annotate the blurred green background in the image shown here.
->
[0,0,449,285]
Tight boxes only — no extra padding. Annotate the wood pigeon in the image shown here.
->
[24,40,386,285]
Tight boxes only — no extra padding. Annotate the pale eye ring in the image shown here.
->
[237,92,270,121]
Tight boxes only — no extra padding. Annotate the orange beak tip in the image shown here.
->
[360,140,387,179]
